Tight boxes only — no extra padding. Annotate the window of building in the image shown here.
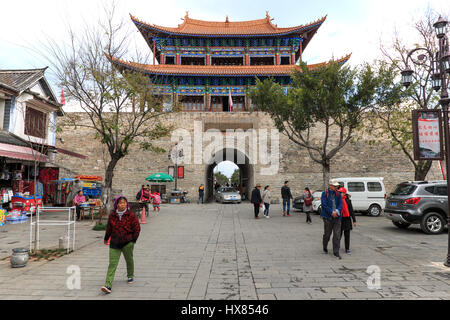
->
[250,56,275,66]
[280,56,290,65]
[181,56,205,65]
[165,56,175,65]
[24,106,47,139]
[211,57,244,66]
[347,182,365,192]
[367,182,382,192]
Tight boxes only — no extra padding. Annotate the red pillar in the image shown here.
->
[206,54,211,65]
[176,54,180,65]
[291,52,296,65]
[160,53,165,65]
[245,54,249,66]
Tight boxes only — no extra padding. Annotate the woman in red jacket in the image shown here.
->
[101,196,141,294]
[338,187,356,255]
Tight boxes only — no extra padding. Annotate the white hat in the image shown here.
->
[329,179,340,187]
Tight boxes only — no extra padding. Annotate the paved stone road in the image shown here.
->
[0,203,449,300]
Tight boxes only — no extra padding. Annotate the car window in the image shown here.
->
[435,185,447,196]
[424,186,436,194]
[391,184,417,195]
[348,182,365,192]
[367,182,382,192]
[221,188,236,193]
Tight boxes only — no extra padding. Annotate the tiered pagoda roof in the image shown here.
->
[130,12,327,61]
[108,54,352,77]
[130,12,327,37]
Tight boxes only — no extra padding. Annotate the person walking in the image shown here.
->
[152,192,161,213]
[140,186,151,217]
[338,187,356,255]
[101,196,141,294]
[262,185,271,218]
[73,190,87,221]
[281,181,293,216]
[198,184,205,204]
[321,180,343,259]
[303,187,313,224]
[251,184,263,219]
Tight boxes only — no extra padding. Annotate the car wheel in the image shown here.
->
[420,212,445,234]
[392,221,411,229]
[368,204,382,217]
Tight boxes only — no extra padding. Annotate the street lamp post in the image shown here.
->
[170,143,183,191]
[402,16,450,267]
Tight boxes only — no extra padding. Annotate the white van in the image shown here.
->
[334,177,386,216]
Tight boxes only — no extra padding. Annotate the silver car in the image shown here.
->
[215,187,242,204]
[385,181,449,234]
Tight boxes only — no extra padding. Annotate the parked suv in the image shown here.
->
[385,181,449,234]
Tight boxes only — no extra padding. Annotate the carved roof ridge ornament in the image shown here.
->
[225,15,229,24]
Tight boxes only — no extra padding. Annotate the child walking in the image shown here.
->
[101,196,141,294]
[152,192,161,213]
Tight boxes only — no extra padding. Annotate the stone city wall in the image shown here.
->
[54,112,443,202]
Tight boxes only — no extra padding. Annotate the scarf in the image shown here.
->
[116,208,126,221]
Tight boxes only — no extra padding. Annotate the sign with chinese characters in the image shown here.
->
[412,110,444,160]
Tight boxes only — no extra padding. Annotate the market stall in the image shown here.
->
[74,175,103,220]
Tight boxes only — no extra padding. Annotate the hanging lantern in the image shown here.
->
[442,52,450,72]
[431,73,442,91]
[401,67,414,87]
[433,16,448,38]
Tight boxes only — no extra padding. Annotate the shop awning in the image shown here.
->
[56,147,87,160]
[0,142,48,162]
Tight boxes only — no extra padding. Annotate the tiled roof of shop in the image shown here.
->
[0,68,47,93]
[130,12,326,36]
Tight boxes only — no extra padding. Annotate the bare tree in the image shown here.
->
[369,9,448,180]
[38,3,173,219]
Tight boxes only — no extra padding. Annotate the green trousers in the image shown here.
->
[105,242,135,288]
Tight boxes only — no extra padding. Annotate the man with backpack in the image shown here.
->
[321,179,343,259]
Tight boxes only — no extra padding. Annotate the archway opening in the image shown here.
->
[205,148,253,202]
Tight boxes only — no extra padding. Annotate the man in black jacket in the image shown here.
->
[281,181,293,216]
[251,184,262,219]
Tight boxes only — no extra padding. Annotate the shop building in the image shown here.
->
[0,68,85,209]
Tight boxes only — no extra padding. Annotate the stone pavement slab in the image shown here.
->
[0,202,448,300]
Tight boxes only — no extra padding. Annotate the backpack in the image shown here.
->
[153,194,161,205]
[304,192,312,206]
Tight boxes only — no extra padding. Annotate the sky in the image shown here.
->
[1,0,449,176]
[214,161,239,179]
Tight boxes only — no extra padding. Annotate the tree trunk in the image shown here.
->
[414,159,433,181]
[99,156,121,224]
[322,159,331,190]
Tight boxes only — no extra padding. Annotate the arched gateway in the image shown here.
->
[205,148,254,202]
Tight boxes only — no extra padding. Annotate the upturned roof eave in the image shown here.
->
[108,53,351,78]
